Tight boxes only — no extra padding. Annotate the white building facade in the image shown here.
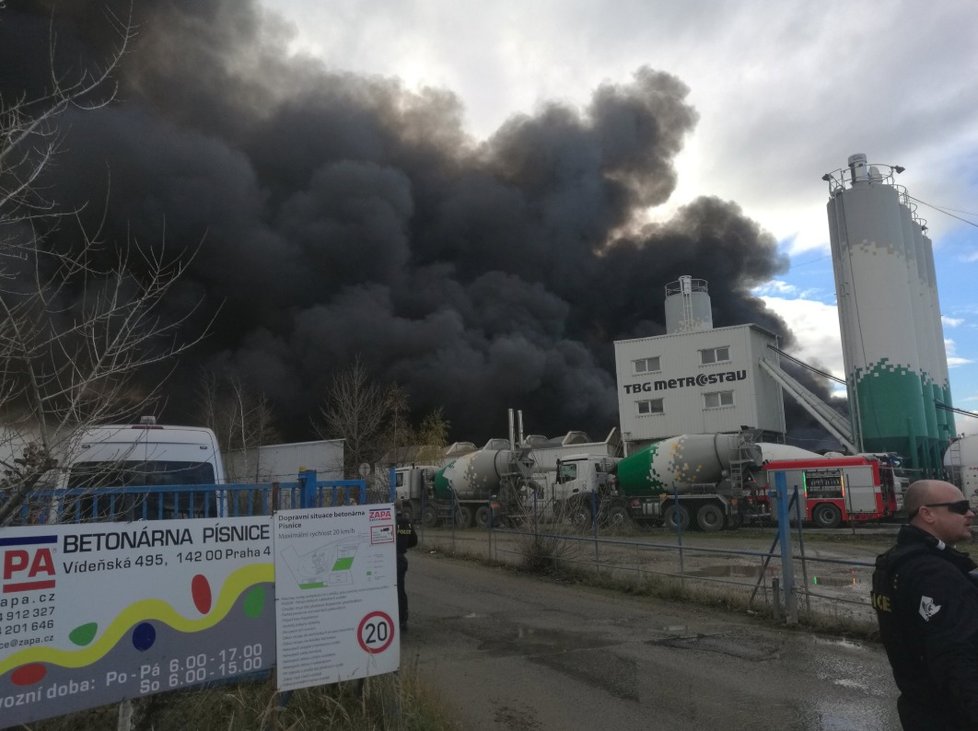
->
[614,323,786,449]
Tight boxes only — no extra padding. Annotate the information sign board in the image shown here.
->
[274,505,399,691]
[0,518,275,725]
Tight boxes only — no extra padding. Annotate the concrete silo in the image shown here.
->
[664,275,713,333]
[824,154,948,474]
[914,224,956,441]
[898,194,941,469]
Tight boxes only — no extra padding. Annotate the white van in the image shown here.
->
[58,417,226,520]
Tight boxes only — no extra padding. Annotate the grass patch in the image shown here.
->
[29,662,458,731]
[550,554,880,640]
[421,525,882,642]
[515,528,582,575]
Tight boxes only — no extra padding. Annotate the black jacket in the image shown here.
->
[872,525,978,729]
[396,514,418,555]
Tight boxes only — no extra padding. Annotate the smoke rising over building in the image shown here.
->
[1,1,824,443]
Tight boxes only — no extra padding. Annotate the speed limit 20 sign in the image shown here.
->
[357,611,395,654]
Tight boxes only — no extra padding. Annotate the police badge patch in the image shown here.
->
[919,595,942,621]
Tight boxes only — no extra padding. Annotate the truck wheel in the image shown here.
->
[726,511,742,530]
[812,503,842,529]
[475,505,494,529]
[402,501,420,522]
[663,504,690,531]
[421,504,439,528]
[695,504,725,532]
[603,505,630,530]
[454,505,474,528]
[569,504,592,530]
[551,500,566,524]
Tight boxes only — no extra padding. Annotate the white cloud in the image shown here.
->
[752,280,797,297]
[943,315,965,328]
[268,1,978,248]
[759,296,844,378]
[756,280,834,304]
[945,338,973,368]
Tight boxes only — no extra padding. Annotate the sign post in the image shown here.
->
[774,471,798,624]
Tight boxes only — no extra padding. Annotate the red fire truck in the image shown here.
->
[752,455,900,528]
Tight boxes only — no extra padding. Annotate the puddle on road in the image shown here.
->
[474,621,697,656]
[469,622,647,702]
[476,624,614,656]
[648,633,781,661]
[660,624,690,634]
[811,636,866,651]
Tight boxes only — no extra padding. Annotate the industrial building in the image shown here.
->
[614,277,787,451]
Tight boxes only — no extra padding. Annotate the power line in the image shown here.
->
[928,204,978,217]
[787,254,832,269]
[908,196,978,230]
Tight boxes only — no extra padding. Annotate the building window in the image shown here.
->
[634,356,660,374]
[637,398,664,415]
[704,391,734,409]
[700,346,730,365]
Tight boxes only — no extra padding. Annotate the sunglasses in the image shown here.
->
[908,500,972,519]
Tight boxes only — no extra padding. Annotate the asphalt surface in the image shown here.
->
[401,551,900,730]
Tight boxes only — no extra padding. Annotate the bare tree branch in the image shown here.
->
[0,5,213,525]
[196,371,280,483]
[314,356,392,478]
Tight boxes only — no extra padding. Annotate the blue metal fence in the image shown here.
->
[10,469,396,525]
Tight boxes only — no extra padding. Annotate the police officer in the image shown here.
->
[396,499,418,631]
[872,479,978,729]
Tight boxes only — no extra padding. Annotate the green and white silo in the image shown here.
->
[825,154,930,471]
[898,194,941,469]
[915,223,956,442]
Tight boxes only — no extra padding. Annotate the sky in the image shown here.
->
[264,0,978,432]
[4,1,977,448]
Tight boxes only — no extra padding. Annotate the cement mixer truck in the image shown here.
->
[422,447,535,528]
[562,432,761,531]
[558,433,905,531]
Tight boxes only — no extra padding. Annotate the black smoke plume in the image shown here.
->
[2,1,839,445]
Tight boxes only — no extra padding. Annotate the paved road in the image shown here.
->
[402,552,900,730]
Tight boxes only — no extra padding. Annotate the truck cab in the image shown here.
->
[760,455,897,528]
[553,455,616,496]
[551,454,618,525]
[394,465,437,521]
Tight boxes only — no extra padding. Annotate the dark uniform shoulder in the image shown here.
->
[871,527,950,618]
[396,514,418,552]
[875,540,931,573]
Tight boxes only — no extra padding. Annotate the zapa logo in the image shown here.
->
[1,535,57,593]
[369,508,392,521]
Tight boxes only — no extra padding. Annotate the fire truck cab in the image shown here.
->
[759,455,898,528]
